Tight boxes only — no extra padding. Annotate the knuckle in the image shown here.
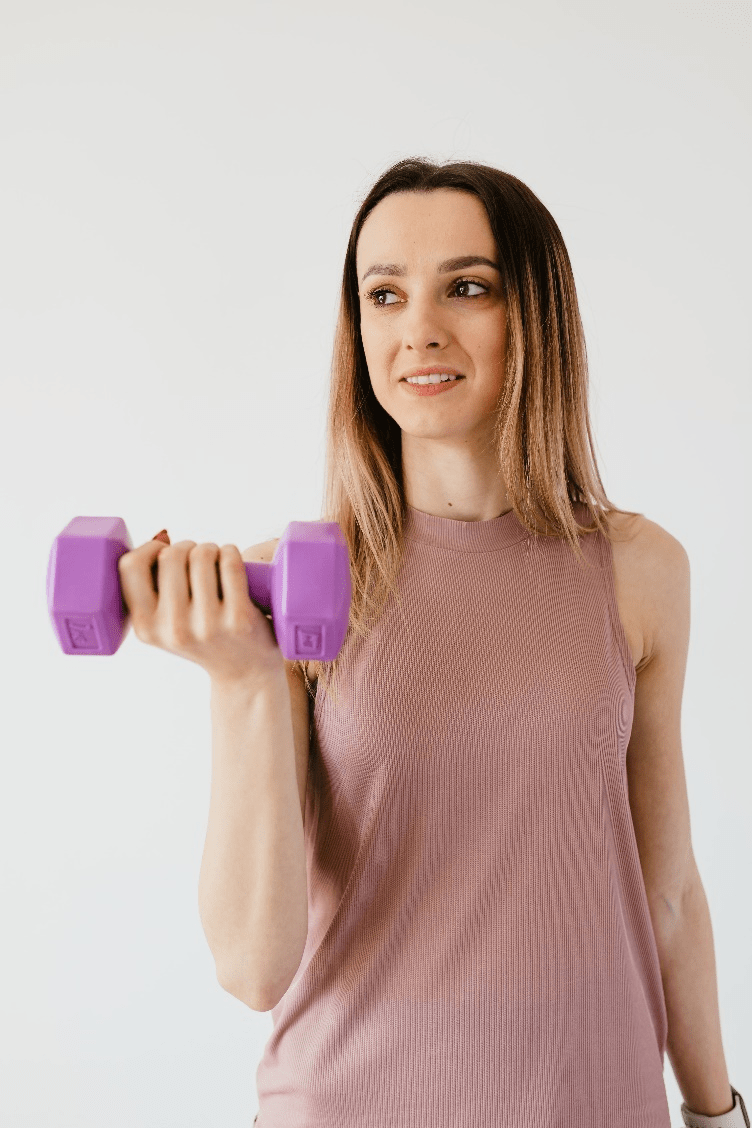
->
[192,620,214,644]
[164,620,191,649]
[131,616,152,644]
[190,542,218,558]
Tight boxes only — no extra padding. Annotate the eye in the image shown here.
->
[363,277,490,307]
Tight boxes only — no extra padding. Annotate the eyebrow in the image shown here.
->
[360,254,501,284]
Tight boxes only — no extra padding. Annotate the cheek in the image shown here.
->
[365,370,396,414]
[360,334,389,379]
[480,317,508,356]
[471,365,508,414]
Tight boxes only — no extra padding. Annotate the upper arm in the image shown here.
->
[241,538,314,824]
[625,518,697,914]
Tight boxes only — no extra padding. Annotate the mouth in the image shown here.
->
[400,374,466,397]
[401,374,465,384]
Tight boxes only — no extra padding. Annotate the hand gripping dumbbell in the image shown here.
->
[47,516,352,662]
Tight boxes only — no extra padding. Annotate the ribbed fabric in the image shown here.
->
[255,501,671,1128]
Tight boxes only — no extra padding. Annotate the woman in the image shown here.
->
[252,158,744,1128]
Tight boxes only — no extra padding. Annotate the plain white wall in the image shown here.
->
[2,0,750,1124]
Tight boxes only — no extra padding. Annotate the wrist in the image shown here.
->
[681,1086,750,1128]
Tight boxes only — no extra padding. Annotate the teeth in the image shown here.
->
[406,373,460,384]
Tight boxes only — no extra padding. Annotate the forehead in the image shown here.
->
[356,189,496,270]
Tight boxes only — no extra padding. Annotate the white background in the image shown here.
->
[1,0,750,1124]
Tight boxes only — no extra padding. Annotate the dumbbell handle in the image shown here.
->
[47,516,352,661]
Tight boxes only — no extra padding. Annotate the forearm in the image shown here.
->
[198,673,308,1010]
[650,872,734,1117]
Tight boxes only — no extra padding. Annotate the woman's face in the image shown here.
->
[356,188,508,448]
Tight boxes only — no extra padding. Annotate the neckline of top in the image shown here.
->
[404,503,527,552]
[403,500,592,552]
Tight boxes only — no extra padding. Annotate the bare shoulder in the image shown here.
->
[606,511,690,670]
[602,509,642,544]
[240,537,319,685]
[608,510,687,565]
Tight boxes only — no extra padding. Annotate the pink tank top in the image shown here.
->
[254,501,671,1127]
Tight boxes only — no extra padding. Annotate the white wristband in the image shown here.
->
[681,1086,749,1128]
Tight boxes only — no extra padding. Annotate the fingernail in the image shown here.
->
[153,529,170,543]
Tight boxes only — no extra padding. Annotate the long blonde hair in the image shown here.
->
[292,156,641,705]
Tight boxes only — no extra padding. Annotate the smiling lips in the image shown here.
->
[401,374,465,396]
[401,365,464,381]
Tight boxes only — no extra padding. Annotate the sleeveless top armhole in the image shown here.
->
[596,523,638,692]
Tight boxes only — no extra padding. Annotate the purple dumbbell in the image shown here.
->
[47,516,352,662]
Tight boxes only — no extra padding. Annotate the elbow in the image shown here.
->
[216,967,289,1013]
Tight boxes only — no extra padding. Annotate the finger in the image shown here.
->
[187,543,222,631]
[217,544,251,618]
[118,536,173,622]
[155,541,197,620]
